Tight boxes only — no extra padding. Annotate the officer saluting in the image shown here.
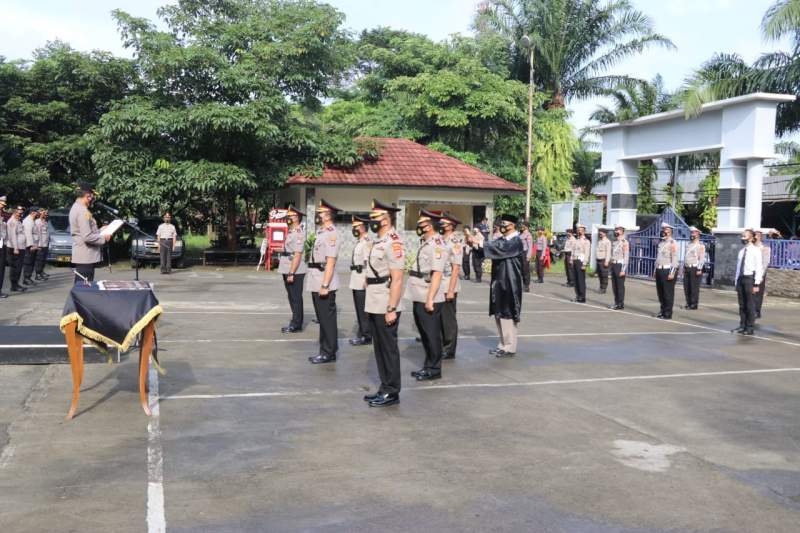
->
[279,205,307,334]
[609,224,629,309]
[348,215,372,346]
[69,182,110,283]
[363,200,405,407]
[438,211,462,360]
[306,199,341,365]
[682,227,705,310]
[654,222,678,319]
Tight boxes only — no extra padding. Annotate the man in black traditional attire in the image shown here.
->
[483,214,524,357]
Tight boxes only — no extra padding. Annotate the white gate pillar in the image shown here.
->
[744,159,764,229]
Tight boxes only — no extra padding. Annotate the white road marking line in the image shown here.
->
[529,293,800,349]
[161,367,800,401]
[146,365,166,533]
[164,309,605,316]
[159,331,715,345]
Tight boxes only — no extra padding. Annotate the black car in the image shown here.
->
[129,217,185,269]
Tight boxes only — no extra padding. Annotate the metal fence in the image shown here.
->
[765,239,800,270]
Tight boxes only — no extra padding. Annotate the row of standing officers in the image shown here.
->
[0,196,52,297]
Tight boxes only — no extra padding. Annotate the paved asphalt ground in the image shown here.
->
[1,264,800,532]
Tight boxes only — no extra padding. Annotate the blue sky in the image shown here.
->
[0,0,786,134]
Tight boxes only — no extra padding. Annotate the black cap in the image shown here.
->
[598,227,607,234]
[566,228,574,234]
[316,199,340,213]
[351,215,370,227]
[77,181,95,195]
[439,211,462,227]
[498,213,518,224]
[286,204,304,218]
[536,226,545,231]
[418,208,441,223]
[370,199,400,216]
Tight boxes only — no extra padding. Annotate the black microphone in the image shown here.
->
[95,201,120,216]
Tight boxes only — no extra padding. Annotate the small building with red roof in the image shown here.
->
[284,137,524,232]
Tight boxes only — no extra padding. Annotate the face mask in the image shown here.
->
[369,220,381,233]
[314,215,323,225]
[352,228,360,238]
[615,231,621,237]
[438,226,447,235]
[416,226,426,237]
[660,231,667,238]
[741,238,750,244]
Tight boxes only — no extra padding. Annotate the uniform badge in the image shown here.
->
[84,212,92,220]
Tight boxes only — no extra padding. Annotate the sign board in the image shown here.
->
[578,200,604,228]
[550,202,574,233]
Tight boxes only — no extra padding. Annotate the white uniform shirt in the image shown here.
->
[349,236,371,290]
[305,224,340,292]
[156,223,177,240]
[735,243,764,285]
[365,229,405,314]
[23,215,38,247]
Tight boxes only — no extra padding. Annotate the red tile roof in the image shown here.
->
[287,138,524,193]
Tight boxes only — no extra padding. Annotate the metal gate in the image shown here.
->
[627,207,716,285]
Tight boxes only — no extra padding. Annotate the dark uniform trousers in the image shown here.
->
[441,296,458,357]
[736,275,756,329]
[572,260,586,300]
[413,301,444,373]
[521,255,531,289]
[462,253,470,279]
[73,263,95,284]
[611,263,625,306]
[596,259,609,290]
[754,273,766,316]
[369,311,401,395]
[352,289,371,339]
[655,268,676,317]
[536,252,545,282]
[35,246,48,275]
[11,249,26,287]
[0,245,7,292]
[23,247,37,280]
[472,249,484,282]
[563,251,573,285]
[683,266,701,307]
[312,291,338,357]
[283,274,305,329]
[159,239,173,273]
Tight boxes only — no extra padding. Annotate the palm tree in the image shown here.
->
[474,0,674,107]
[589,75,677,124]
[682,0,800,135]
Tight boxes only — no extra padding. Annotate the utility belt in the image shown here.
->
[685,263,700,268]
[656,265,674,270]
[278,251,294,257]
[308,262,325,271]
[350,265,364,273]
[366,276,390,286]
[409,270,432,283]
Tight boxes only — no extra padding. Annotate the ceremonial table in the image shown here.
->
[59,281,163,420]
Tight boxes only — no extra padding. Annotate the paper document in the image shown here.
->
[100,219,124,238]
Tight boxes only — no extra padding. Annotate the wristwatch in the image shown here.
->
[386,305,397,312]
[321,283,329,289]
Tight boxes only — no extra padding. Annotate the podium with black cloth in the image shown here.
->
[59,281,163,420]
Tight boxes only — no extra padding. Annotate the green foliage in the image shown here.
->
[531,108,578,200]
[571,141,602,197]
[637,163,658,215]
[590,75,677,124]
[695,169,719,231]
[662,180,684,216]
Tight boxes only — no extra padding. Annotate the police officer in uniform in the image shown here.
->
[22,207,40,286]
[654,222,678,319]
[69,182,110,283]
[682,227,705,310]
[754,229,770,319]
[349,215,372,346]
[534,226,548,283]
[7,206,28,292]
[461,226,472,280]
[519,221,533,291]
[0,196,8,298]
[609,224,629,309]
[595,228,611,294]
[733,229,764,336]
[407,209,446,381]
[363,200,405,407]
[571,224,590,302]
[34,209,50,281]
[563,228,575,287]
[438,211,462,360]
[306,200,342,364]
[279,205,307,333]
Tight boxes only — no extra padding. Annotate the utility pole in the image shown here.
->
[522,35,535,221]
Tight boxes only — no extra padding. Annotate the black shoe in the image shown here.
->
[281,325,301,333]
[608,304,619,310]
[368,393,399,407]
[410,369,424,378]
[11,286,27,292]
[755,312,762,319]
[0,293,7,299]
[312,318,319,324]
[570,298,586,303]
[349,336,371,346]
[655,313,664,319]
[416,370,441,381]
[742,328,755,336]
[414,337,422,343]
[536,280,544,284]
[566,283,574,287]
[442,353,455,360]
[488,348,502,355]
[34,275,44,281]
[309,354,336,364]
[363,391,382,402]
[732,326,745,333]
[617,304,624,309]
[22,278,34,286]
[495,350,515,358]
[524,287,530,293]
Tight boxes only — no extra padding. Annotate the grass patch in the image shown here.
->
[184,233,211,259]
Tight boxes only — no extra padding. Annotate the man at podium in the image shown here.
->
[69,182,110,283]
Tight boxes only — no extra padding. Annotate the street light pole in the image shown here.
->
[522,36,535,221]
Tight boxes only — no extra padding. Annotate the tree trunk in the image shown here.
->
[225,196,237,251]
[548,91,565,109]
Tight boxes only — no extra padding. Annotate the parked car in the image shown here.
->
[46,209,74,264]
[129,217,185,269]
[549,233,569,260]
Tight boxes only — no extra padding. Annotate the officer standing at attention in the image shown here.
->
[156,212,178,275]
[306,199,342,365]
[571,224,590,303]
[7,206,29,292]
[682,227,705,310]
[461,226,472,280]
[348,215,372,346]
[0,196,8,298]
[535,226,548,284]
[438,211,462,360]
[34,209,50,281]
[363,200,405,407]
[654,222,679,319]
[69,182,110,283]
[471,227,485,282]
[595,228,611,294]
[279,205,307,334]
[562,228,575,287]
[609,224,629,309]
[407,209,446,381]
[22,207,39,286]
[519,221,533,292]
[753,229,770,319]
[733,229,764,336]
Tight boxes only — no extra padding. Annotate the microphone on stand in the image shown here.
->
[95,201,120,216]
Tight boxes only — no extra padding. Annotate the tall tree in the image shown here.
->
[92,0,355,249]
[589,75,676,124]
[474,0,674,107]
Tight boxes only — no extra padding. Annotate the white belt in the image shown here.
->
[657,266,673,270]
[685,263,699,268]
